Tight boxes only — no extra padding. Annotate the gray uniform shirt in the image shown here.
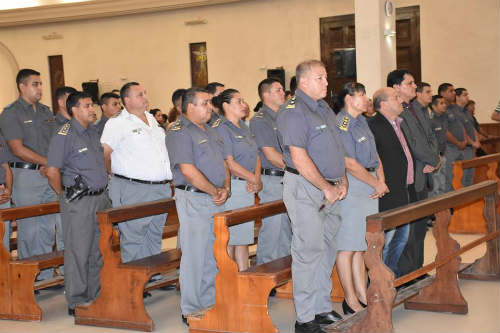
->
[93,114,108,137]
[215,118,258,172]
[277,89,346,180]
[166,116,226,188]
[0,97,56,162]
[0,134,11,184]
[249,104,283,170]
[446,104,466,142]
[335,109,379,169]
[47,119,108,190]
[457,107,476,141]
[429,111,448,155]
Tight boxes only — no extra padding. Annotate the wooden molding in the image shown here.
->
[0,0,247,27]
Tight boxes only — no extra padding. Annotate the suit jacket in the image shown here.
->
[400,101,440,192]
[367,112,409,212]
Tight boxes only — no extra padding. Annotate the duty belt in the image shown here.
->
[231,176,246,181]
[175,185,204,193]
[114,174,171,185]
[261,168,285,177]
[285,166,341,186]
[9,162,41,170]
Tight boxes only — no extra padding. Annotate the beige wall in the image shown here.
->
[0,0,498,122]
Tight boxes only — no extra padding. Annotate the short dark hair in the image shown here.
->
[120,82,140,105]
[431,94,444,107]
[212,89,239,116]
[386,69,412,87]
[205,82,224,95]
[16,69,40,90]
[290,76,297,95]
[149,108,161,116]
[100,92,120,105]
[55,86,77,101]
[332,82,366,114]
[455,87,467,96]
[416,82,431,93]
[253,101,263,112]
[182,87,209,114]
[172,88,186,104]
[258,78,282,100]
[438,83,453,96]
[66,91,92,116]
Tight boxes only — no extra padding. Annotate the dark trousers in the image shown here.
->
[397,185,428,276]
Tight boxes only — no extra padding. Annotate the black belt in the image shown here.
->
[9,162,41,170]
[366,167,376,172]
[285,166,340,186]
[261,168,285,177]
[62,186,106,196]
[175,185,204,193]
[231,176,246,181]
[114,174,171,185]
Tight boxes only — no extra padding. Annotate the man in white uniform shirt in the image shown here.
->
[101,82,172,265]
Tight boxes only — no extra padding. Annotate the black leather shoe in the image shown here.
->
[34,290,40,295]
[269,288,277,297]
[314,310,342,325]
[181,314,189,326]
[295,320,325,333]
[68,308,75,316]
[342,300,355,315]
[143,291,152,298]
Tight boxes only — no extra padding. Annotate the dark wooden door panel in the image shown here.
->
[48,55,64,114]
[396,6,421,82]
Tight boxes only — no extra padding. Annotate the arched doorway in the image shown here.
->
[0,42,19,111]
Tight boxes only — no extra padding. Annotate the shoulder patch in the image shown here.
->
[285,96,296,109]
[169,120,182,132]
[58,122,71,136]
[337,116,349,131]
[211,118,221,128]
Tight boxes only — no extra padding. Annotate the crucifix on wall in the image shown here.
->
[190,42,208,87]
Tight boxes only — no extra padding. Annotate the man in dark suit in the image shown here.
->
[367,87,414,277]
[388,70,441,276]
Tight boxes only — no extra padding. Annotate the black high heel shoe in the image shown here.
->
[342,300,355,315]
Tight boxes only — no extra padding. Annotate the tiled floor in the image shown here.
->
[1,232,498,333]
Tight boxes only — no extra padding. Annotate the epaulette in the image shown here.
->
[211,118,221,128]
[254,111,264,118]
[169,120,182,131]
[58,122,71,136]
[337,116,349,131]
[285,96,296,109]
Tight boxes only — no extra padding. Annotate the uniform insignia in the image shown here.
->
[337,116,349,131]
[45,118,54,123]
[198,139,208,144]
[169,120,182,131]
[235,135,244,139]
[132,128,143,134]
[273,127,278,130]
[285,96,296,109]
[23,120,33,124]
[315,124,327,130]
[211,118,221,128]
[357,136,367,143]
[78,147,88,153]
[58,123,71,136]
[254,111,264,118]
[434,127,442,131]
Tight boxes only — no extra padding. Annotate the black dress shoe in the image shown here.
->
[181,314,189,326]
[68,308,75,316]
[34,290,40,295]
[314,310,342,325]
[143,291,152,298]
[342,300,355,315]
[295,320,326,333]
[269,288,277,297]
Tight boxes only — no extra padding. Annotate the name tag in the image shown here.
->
[78,147,88,153]
[198,139,208,144]
[435,127,442,131]
[234,135,244,139]
[357,136,367,143]
[315,124,327,130]
[24,120,33,124]
[273,127,278,130]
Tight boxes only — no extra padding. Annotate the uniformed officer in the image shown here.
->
[94,92,121,136]
[101,82,172,264]
[46,91,110,315]
[249,78,292,265]
[0,69,60,280]
[166,87,230,324]
[54,86,78,128]
[333,82,388,315]
[205,82,225,126]
[212,88,261,271]
[0,134,13,251]
[429,95,448,197]
[277,60,345,333]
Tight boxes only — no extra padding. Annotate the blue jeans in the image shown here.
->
[383,224,410,277]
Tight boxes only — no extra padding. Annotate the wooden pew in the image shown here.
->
[0,202,62,321]
[75,198,180,332]
[327,180,499,332]
[449,153,499,234]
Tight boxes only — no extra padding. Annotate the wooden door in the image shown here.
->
[48,55,64,114]
[396,6,421,82]
[320,14,356,106]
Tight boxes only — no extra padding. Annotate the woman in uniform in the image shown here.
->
[212,89,262,271]
[333,82,389,314]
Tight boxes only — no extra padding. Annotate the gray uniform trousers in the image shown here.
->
[444,145,475,192]
[108,176,171,263]
[282,172,341,323]
[60,192,111,309]
[256,174,292,264]
[429,155,447,198]
[175,189,223,315]
[1,201,10,251]
[12,168,62,279]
